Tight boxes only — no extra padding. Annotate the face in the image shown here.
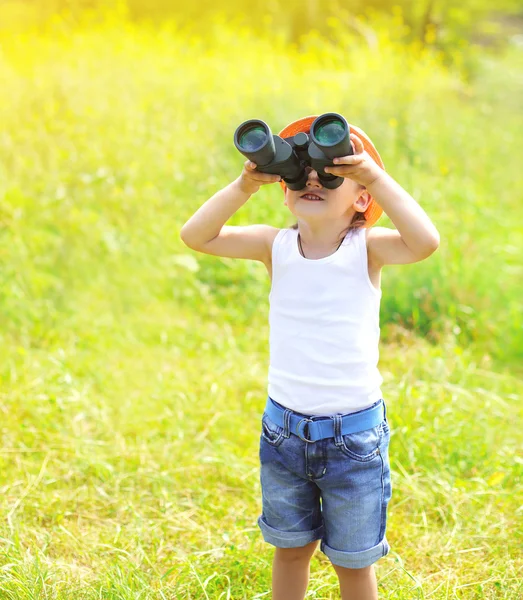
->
[284,166,372,224]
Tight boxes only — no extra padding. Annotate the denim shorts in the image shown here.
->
[258,397,392,569]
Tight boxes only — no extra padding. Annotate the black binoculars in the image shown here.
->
[233,112,353,191]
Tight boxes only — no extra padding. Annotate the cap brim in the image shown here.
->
[278,116,385,228]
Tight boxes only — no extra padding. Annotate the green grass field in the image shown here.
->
[0,15,522,599]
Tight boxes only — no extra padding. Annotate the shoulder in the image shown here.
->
[261,226,284,268]
[365,226,400,267]
[260,226,286,280]
[365,226,393,249]
[262,226,283,253]
[366,226,430,266]
[246,225,282,266]
[266,226,283,244]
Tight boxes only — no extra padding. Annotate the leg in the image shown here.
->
[332,563,378,600]
[259,420,323,599]
[272,540,319,600]
[316,416,392,587]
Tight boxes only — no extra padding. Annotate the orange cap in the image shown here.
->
[278,116,385,228]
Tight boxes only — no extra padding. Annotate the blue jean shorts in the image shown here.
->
[258,397,392,569]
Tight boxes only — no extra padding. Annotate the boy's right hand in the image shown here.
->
[237,160,282,195]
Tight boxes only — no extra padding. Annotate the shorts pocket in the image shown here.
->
[337,423,384,462]
[261,412,285,447]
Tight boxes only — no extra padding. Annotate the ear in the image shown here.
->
[353,188,372,213]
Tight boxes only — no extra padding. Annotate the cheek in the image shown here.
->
[340,180,361,199]
[334,184,358,204]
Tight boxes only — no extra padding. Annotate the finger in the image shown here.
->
[252,173,281,183]
[350,133,365,154]
[332,155,364,166]
[324,165,361,175]
[245,160,258,170]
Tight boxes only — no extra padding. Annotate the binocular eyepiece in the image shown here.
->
[233,113,353,190]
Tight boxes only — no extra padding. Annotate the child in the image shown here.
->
[180,116,440,600]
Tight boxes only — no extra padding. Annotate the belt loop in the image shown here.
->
[332,414,344,446]
[382,399,387,422]
[282,408,292,438]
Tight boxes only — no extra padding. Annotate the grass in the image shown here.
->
[0,13,522,599]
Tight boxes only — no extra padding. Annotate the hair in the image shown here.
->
[289,184,368,244]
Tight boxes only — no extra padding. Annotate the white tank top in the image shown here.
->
[267,227,383,416]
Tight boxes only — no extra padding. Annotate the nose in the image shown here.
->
[305,166,323,188]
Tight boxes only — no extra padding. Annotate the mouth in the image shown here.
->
[300,193,324,201]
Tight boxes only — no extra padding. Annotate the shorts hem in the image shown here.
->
[321,536,390,569]
[257,516,324,548]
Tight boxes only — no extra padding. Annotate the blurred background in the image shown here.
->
[0,1,522,598]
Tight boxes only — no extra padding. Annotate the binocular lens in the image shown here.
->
[314,118,346,146]
[238,126,268,152]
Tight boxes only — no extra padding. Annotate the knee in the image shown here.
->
[275,540,319,563]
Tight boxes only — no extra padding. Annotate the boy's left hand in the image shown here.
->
[324,133,383,187]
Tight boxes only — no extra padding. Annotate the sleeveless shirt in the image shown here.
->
[267,227,384,416]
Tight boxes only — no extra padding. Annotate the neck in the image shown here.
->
[296,219,350,249]
[297,229,347,259]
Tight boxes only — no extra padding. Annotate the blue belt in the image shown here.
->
[264,396,385,443]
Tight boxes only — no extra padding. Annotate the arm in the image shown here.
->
[324,133,440,267]
[365,171,440,266]
[180,161,281,264]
